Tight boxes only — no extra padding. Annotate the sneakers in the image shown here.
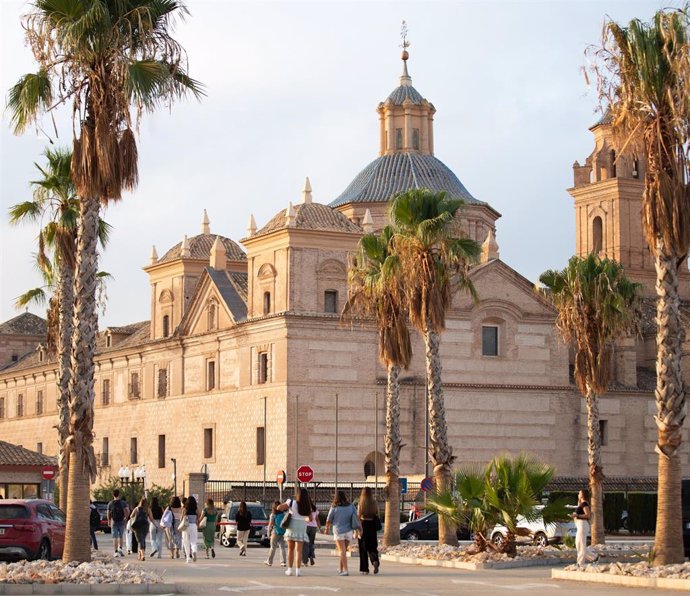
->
[192,552,197,562]
[280,562,286,567]
[295,569,301,577]
[264,560,272,566]
[117,548,124,557]
[150,549,158,557]
[360,571,369,575]
[285,568,293,576]
[338,570,349,576]
[114,551,121,558]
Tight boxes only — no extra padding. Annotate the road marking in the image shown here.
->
[452,580,561,591]
[219,581,339,593]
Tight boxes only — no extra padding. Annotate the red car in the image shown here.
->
[0,499,66,560]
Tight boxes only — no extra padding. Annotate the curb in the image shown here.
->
[552,569,690,591]
[380,553,576,570]
[0,584,176,595]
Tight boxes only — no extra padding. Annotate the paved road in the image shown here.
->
[90,534,681,595]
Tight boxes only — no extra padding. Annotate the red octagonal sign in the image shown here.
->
[296,465,314,483]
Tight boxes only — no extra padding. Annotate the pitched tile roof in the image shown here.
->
[0,440,56,467]
[329,152,486,208]
[158,234,246,263]
[0,312,47,336]
[253,202,362,238]
[207,269,247,322]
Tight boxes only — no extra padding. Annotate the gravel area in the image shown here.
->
[564,560,690,579]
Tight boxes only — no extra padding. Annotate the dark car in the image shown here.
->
[92,500,110,533]
[683,479,690,557]
[0,499,66,561]
[219,503,270,548]
[400,512,470,541]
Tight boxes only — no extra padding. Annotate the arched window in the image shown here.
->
[162,315,170,338]
[263,292,271,315]
[593,216,603,254]
[364,460,376,478]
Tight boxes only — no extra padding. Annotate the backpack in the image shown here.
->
[274,511,286,536]
[89,507,100,531]
[111,499,125,522]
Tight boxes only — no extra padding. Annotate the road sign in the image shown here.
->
[296,465,314,483]
[276,470,287,485]
[420,476,434,492]
[41,466,56,480]
[400,477,408,494]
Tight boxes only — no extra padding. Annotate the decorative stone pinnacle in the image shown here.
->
[180,235,190,258]
[247,214,257,236]
[302,177,312,204]
[202,209,210,234]
[362,209,374,234]
[150,245,158,265]
[286,202,296,227]
[210,235,226,270]
[481,229,500,263]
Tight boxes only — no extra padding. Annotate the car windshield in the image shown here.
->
[0,505,30,519]
[228,505,267,521]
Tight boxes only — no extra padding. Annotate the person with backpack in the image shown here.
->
[107,489,130,557]
[129,497,154,561]
[89,501,100,550]
[264,501,287,567]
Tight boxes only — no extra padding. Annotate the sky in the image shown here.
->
[0,0,671,328]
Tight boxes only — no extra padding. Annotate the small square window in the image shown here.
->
[325,290,338,313]
[36,442,43,455]
[482,326,498,356]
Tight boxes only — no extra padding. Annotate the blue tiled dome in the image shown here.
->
[387,84,424,105]
[329,152,484,208]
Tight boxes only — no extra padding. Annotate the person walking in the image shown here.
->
[149,497,164,559]
[277,487,313,577]
[325,491,359,576]
[106,489,129,557]
[357,488,380,575]
[265,501,287,567]
[89,501,100,550]
[181,495,199,563]
[302,503,320,566]
[165,496,184,559]
[198,498,219,559]
[130,497,154,561]
[572,489,599,567]
[235,501,252,556]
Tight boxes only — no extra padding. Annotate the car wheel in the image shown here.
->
[220,533,232,548]
[37,539,51,561]
[404,531,420,541]
[491,532,505,546]
[533,532,548,547]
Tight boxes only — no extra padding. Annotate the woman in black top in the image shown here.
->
[571,489,599,567]
[235,501,252,556]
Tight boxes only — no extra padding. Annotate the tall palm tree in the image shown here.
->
[8,0,203,562]
[594,8,690,564]
[389,189,480,546]
[9,147,112,514]
[538,254,639,546]
[342,226,412,546]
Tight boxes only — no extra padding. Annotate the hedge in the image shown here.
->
[627,492,657,534]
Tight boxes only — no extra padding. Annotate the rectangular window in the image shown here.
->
[16,394,24,418]
[413,128,420,150]
[36,442,43,455]
[102,437,109,467]
[207,360,216,391]
[599,420,609,446]
[36,390,43,415]
[258,352,268,384]
[482,326,499,356]
[263,292,271,316]
[129,372,140,398]
[157,368,168,398]
[0,397,4,419]
[324,290,338,313]
[158,435,166,469]
[130,437,138,464]
[396,128,403,150]
[256,426,265,466]
[204,428,213,459]
[102,379,110,406]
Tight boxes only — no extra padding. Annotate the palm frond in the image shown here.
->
[7,70,53,134]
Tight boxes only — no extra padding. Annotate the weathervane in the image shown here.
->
[400,20,410,60]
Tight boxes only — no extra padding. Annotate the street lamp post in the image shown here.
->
[118,465,146,506]
[170,458,177,496]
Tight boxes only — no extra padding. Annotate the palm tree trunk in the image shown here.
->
[56,259,74,513]
[62,194,100,563]
[585,386,605,545]
[423,328,457,547]
[652,249,686,565]
[383,364,401,547]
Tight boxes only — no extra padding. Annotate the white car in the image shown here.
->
[489,506,576,547]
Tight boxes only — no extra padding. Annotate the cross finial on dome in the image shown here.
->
[302,177,312,204]
[399,20,412,86]
[201,209,210,234]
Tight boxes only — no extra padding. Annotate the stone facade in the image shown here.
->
[0,55,688,495]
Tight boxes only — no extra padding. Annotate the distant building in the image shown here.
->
[0,440,56,500]
[0,52,687,492]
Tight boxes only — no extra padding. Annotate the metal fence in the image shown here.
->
[205,479,424,520]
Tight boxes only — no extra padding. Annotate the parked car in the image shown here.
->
[92,500,110,533]
[400,512,470,541]
[219,502,269,548]
[490,506,576,547]
[0,499,66,561]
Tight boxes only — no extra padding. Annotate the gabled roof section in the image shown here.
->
[0,440,56,467]
[0,312,47,336]
[207,269,248,322]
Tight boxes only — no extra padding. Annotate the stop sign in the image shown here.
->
[296,465,314,483]
[41,466,56,480]
[276,470,287,485]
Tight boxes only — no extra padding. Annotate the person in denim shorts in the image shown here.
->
[107,489,129,557]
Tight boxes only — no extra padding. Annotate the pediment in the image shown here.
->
[318,258,347,277]
[257,263,277,280]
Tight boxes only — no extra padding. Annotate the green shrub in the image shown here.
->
[92,476,173,507]
[547,491,578,506]
[603,492,626,532]
[627,493,656,534]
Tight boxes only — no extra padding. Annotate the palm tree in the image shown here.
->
[593,8,690,564]
[9,147,112,514]
[342,226,412,546]
[389,188,480,546]
[8,0,203,562]
[538,255,639,546]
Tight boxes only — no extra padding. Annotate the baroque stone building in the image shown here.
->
[0,54,687,492]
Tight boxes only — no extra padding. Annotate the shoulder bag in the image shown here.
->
[350,504,362,532]
[178,514,189,532]
[280,500,293,530]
